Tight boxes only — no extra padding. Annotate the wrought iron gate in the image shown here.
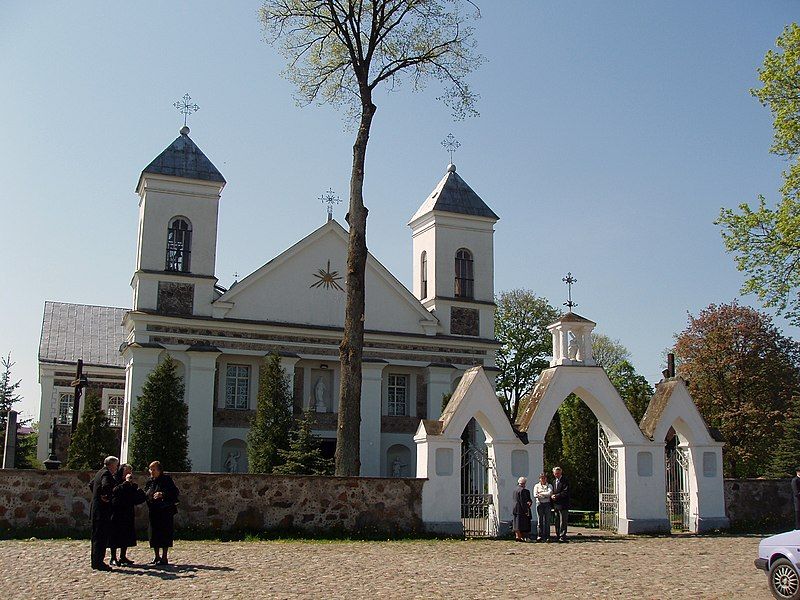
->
[665,441,691,531]
[461,441,497,537]
[597,424,619,531]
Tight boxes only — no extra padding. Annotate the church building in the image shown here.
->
[37,126,500,476]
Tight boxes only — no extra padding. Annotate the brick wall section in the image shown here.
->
[0,470,424,536]
[724,478,794,526]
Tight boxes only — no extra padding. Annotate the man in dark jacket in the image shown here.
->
[89,456,119,571]
[793,466,800,530]
[551,466,570,542]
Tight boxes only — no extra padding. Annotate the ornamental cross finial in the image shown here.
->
[441,133,461,164]
[562,272,578,310]
[173,93,199,127]
[320,188,341,222]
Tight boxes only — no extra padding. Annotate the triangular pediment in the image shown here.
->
[216,220,439,334]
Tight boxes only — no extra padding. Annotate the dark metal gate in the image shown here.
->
[461,441,497,537]
[597,424,619,532]
[665,440,691,531]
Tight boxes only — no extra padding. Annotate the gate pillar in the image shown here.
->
[685,444,728,532]
[613,442,670,534]
[414,428,463,535]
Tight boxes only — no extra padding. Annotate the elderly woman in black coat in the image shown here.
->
[109,463,146,566]
[512,476,533,542]
[145,460,179,565]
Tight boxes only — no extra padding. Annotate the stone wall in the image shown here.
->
[724,478,795,527]
[0,470,424,537]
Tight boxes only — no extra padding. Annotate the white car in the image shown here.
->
[756,530,800,599]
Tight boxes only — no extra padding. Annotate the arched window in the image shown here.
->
[420,251,428,299]
[107,395,124,428]
[58,392,74,425]
[165,217,192,272]
[454,248,474,299]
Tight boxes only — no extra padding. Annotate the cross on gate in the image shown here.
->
[441,133,461,164]
[562,272,578,310]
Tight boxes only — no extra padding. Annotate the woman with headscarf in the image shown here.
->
[109,463,146,565]
[512,476,533,542]
[144,460,179,565]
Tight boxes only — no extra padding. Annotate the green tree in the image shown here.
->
[717,23,800,324]
[673,302,800,477]
[766,395,800,478]
[66,392,117,470]
[0,352,24,465]
[248,353,294,474]
[260,0,482,476]
[15,422,41,469]
[274,410,334,476]
[607,359,653,423]
[495,289,560,422]
[558,395,597,510]
[591,333,630,369]
[128,355,191,472]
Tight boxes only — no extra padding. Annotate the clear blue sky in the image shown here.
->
[2,1,798,420]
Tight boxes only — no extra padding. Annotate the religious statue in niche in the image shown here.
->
[391,457,406,478]
[313,376,327,412]
[224,450,240,473]
[567,332,579,361]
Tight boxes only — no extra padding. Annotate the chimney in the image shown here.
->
[667,353,675,378]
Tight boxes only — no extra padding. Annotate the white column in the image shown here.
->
[120,346,163,463]
[426,366,454,420]
[185,350,221,472]
[37,370,55,462]
[278,355,300,401]
[686,443,728,532]
[414,433,463,535]
[360,361,386,476]
[614,442,670,534]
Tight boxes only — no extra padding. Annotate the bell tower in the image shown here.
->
[132,126,226,317]
[408,162,499,339]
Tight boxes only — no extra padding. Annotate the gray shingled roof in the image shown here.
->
[140,128,226,184]
[410,165,498,222]
[39,302,128,368]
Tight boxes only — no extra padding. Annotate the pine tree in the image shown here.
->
[66,392,117,470]
[247,353,293,473]
[767,395,800,478]
[15,423,40,469]
[274,410,333,476]
[128,355,190,472]
[0,352,23,465]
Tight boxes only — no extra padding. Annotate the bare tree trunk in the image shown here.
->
[335,95,377,476]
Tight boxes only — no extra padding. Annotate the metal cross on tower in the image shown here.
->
[562,272,578,310]
[320,188,341,222]
[173,93,199,127]
[441,133,461,164]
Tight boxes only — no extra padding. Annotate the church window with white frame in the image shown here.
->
[107,395,124,427]
[58,392,74,425]
[225,365,250,410]
[165,216,192,272]
[454,248,474,299]
[387,375,408,417]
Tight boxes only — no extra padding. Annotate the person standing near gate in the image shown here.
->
[533,473,553,542]
[512,476,533,541]
[793,466,800,530]
[89,456,119,570]
[551,466,570,542]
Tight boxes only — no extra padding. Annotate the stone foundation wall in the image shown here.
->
[724,478,794,527]
[0,470,424,536]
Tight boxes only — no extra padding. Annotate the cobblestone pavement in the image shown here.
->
[0,529,770,599]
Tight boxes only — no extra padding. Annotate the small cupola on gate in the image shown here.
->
[548,312,597,367]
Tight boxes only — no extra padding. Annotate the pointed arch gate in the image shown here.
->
[461,440,498,537]
[665,437,692,531]
[597,424,619,531]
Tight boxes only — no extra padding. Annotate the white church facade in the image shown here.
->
[37,126,501,476]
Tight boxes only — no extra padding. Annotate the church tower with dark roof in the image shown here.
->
[408,163,498,340]
[132,126,226,318]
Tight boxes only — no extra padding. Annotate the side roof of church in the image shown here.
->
[39,301,128,368]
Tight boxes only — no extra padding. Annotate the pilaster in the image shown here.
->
[360,361,387,476]
[185,348,221,472]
